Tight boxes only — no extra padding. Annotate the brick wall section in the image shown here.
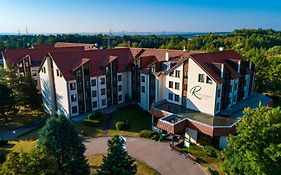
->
[151,108,171,119]
[152,106,236,137]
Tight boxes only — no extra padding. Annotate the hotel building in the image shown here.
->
[2,45,272,148]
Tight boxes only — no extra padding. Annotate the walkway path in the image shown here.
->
[0,119,45,140]
[85,137,206,175]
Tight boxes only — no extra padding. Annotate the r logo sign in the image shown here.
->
[190,86,202,100]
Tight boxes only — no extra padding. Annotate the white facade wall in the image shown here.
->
[39,57,56,115]
[164,64,183,105]
[97,75,107,109]
[140,73,150,110]
[157,75,166,102]
[68,80,79,116]
[187,59,217,115]
[52,61,70,117]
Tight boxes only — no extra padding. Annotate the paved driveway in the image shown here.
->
[85,137,206,175]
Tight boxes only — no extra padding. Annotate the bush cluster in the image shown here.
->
[139,130,159,140]
[203,146,218,158]
[83,119,101,127]
[115,120,129,130]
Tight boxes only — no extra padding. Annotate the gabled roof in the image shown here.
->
[189,50,247,83]
[54,42,98,50]
[46,48,135,80]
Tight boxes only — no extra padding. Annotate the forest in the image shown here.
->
[0,29,280,105]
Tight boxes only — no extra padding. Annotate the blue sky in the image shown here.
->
[0,0,280,33]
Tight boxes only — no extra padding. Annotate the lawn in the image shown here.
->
[88,154,159,175]
[109,105,152,136]
[0,106,46,133]
[179,143,225,175]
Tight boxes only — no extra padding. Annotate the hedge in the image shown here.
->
[139,130,159,140]
[87,112,103,120]
[83,119,101,127]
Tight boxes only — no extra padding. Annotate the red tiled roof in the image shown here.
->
[48,48,135,80]
[190,50,246,83]
[2,46,84,66]
[54,42,98,50]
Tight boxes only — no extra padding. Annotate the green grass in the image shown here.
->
[109,130,139,137]
[111,107,152,132]
[72,122,104,140]
[0,106,46,133]
[88,154,159,175]
[181,144,225,175]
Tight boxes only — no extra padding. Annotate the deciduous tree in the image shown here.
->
[221,105,281,175]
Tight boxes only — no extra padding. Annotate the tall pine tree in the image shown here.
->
[98,135,137,175]
[37,115,90,175]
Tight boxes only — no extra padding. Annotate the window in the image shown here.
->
[91,79,96,86]
[71,94,77,102]
[217,89,221,98]
[198,74,205,82]
[75,69,82,77]
[56,69,59,76]
[101,78,105,85]
[216,103,220,111]
[101,99,106,106]
[141,75,145,82]
[101,88,105,95]
[229,96,232,104]
[169,71,174,77]
[25,61,29,67]
[78,93,83,100]
[175,94,180,102]
[92,90,97,97]
[72,106,78,114]
[234,82,238,91]
[118,85,122,92]
[70,83,76,90]
[229,84,233,92]
[175,70,180,78]
[118,95,122,102]
[233,95,237,103]
[34,80,38,86]
[42,67,46,73]
[32,70,37,76]
[168,93,173,100]
[118,75,122,82]
[169,81,173,88]
[206,76,212,84]
[77,81,82,89]
[92,101,97,108]
[183,72,188,78]
[60,72,62,77]
[175,82,180,90]
[141,86,145,93]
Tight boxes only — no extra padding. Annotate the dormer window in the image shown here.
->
[175,70,180,78]
[206,76,212,84]
[169,71,174,77]
[198,74,205,83]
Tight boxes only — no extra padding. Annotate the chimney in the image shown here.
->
[221,64,224,78]
[219,47,224,51]
[165,52,169,61]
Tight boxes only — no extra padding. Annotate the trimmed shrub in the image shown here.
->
[139,130,154,138]
[204,146,218,158]
[87,114,95,120]
[115,121,126,130]
[88,112,103,120]
[0,139,8,146]
[83,119,101,127]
